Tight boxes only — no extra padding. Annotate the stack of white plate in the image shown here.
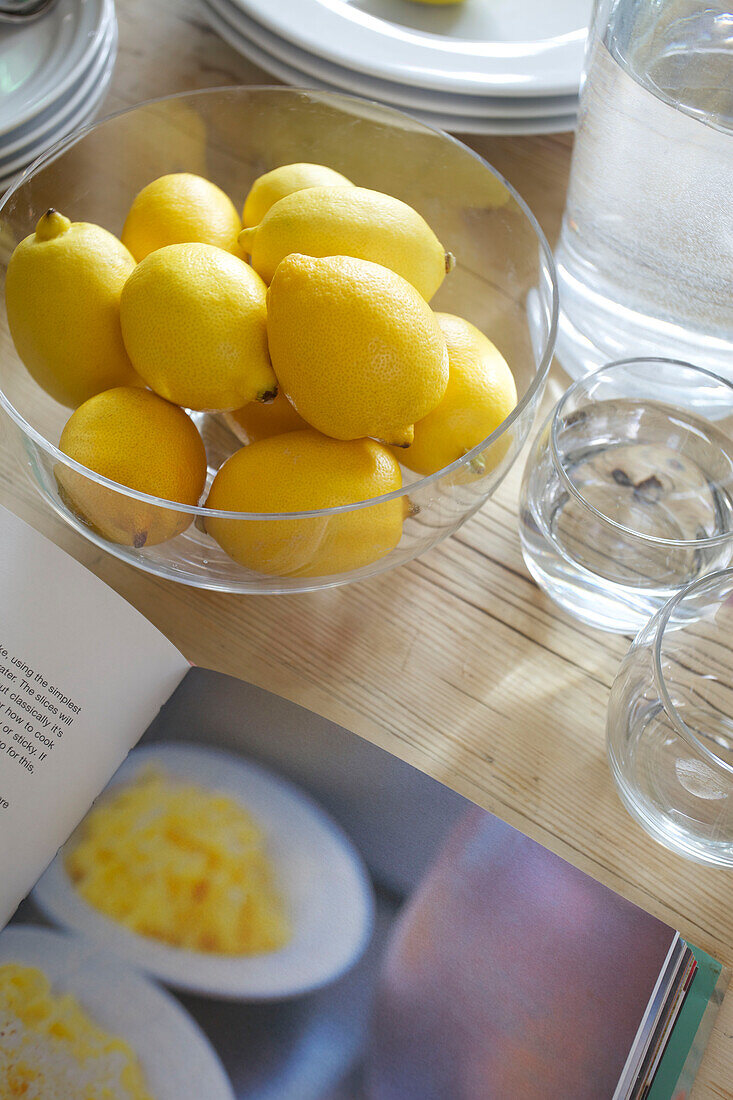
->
[202,0,588,135]
[0,0,117,192]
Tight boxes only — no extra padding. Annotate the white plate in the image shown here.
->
[0,86,109,195]
[0,0,114,161]
[34,743,375,1001]
[0,54,115,193]
[0,13,116,173]
[0,18,116,172]
[204,2,578,135]
[231,0,589,97]
[0,925,235,1100]
[0,0,108,136]
[212,0,579,119]
[0,58,116,195]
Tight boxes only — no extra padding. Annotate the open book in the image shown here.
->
[0,504,727,1099]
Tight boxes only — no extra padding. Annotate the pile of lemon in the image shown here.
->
[5,165,516,577]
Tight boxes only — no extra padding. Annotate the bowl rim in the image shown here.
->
[0,85,558,521]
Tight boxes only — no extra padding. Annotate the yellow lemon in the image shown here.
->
[121,173,243,261]
[5,210,140,408]
[398,312,517,476]
[204,429,404,577]
[243,162,353,227]
[267,254,449,447]
[120,242,277,412]
[56,386,207,547]
[240,186,451,301]
[223,390,308,444]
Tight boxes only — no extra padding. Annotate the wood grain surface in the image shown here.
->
[2,1,731,1094]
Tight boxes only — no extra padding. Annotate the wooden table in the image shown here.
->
[3,2,732,1094]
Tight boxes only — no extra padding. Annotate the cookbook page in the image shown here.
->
[0,505,189,927]
[5,666,722,1100]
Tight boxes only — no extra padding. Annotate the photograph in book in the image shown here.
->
[0,506,727,1099]
[2,674,727,1100]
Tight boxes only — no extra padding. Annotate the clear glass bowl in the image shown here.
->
[0,87,557,593]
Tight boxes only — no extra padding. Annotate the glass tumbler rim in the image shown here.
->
[649,565,733,777]
[0,84,559,523]
[548,356,733,550]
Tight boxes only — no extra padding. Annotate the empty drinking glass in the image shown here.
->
[518,358,733,633]
[607,568,733,865]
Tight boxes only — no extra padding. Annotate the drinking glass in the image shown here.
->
[607,568,733,865]
[554,0,733,379]
[518,358,733,633]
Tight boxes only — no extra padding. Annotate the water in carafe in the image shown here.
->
[555,1,733,378]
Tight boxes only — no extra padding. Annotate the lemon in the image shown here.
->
[120,242,277,412]
[223,389,308,444]
[243,162,353,227]
[121,173,243,261]
[56,386,207,547]
[398,312,517,476]
[267,254,449,447]
[5,210,141,408]
[204,429,404,577]
[239,186,451,301]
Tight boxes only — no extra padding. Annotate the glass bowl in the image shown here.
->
[0,87,557,594]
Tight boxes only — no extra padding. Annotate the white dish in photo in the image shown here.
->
[231,0,589,97]
[204,1,577,135]
[0,925,235,1100]
[210,0,579,119]
[0,0,109,136]
[0,17,117,176]
[34,742,375,1001]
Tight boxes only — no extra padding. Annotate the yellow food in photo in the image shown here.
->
[0,964,153,1100]
[65,768,291,955]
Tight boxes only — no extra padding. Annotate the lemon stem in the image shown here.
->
[445,251,456,274]
[378,424,414,448]
[256,386,278,404]
[35,209,71,241]
[238,227,257,254]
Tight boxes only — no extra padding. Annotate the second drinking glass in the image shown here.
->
[607,567,733,866]
[518,358,733,633]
